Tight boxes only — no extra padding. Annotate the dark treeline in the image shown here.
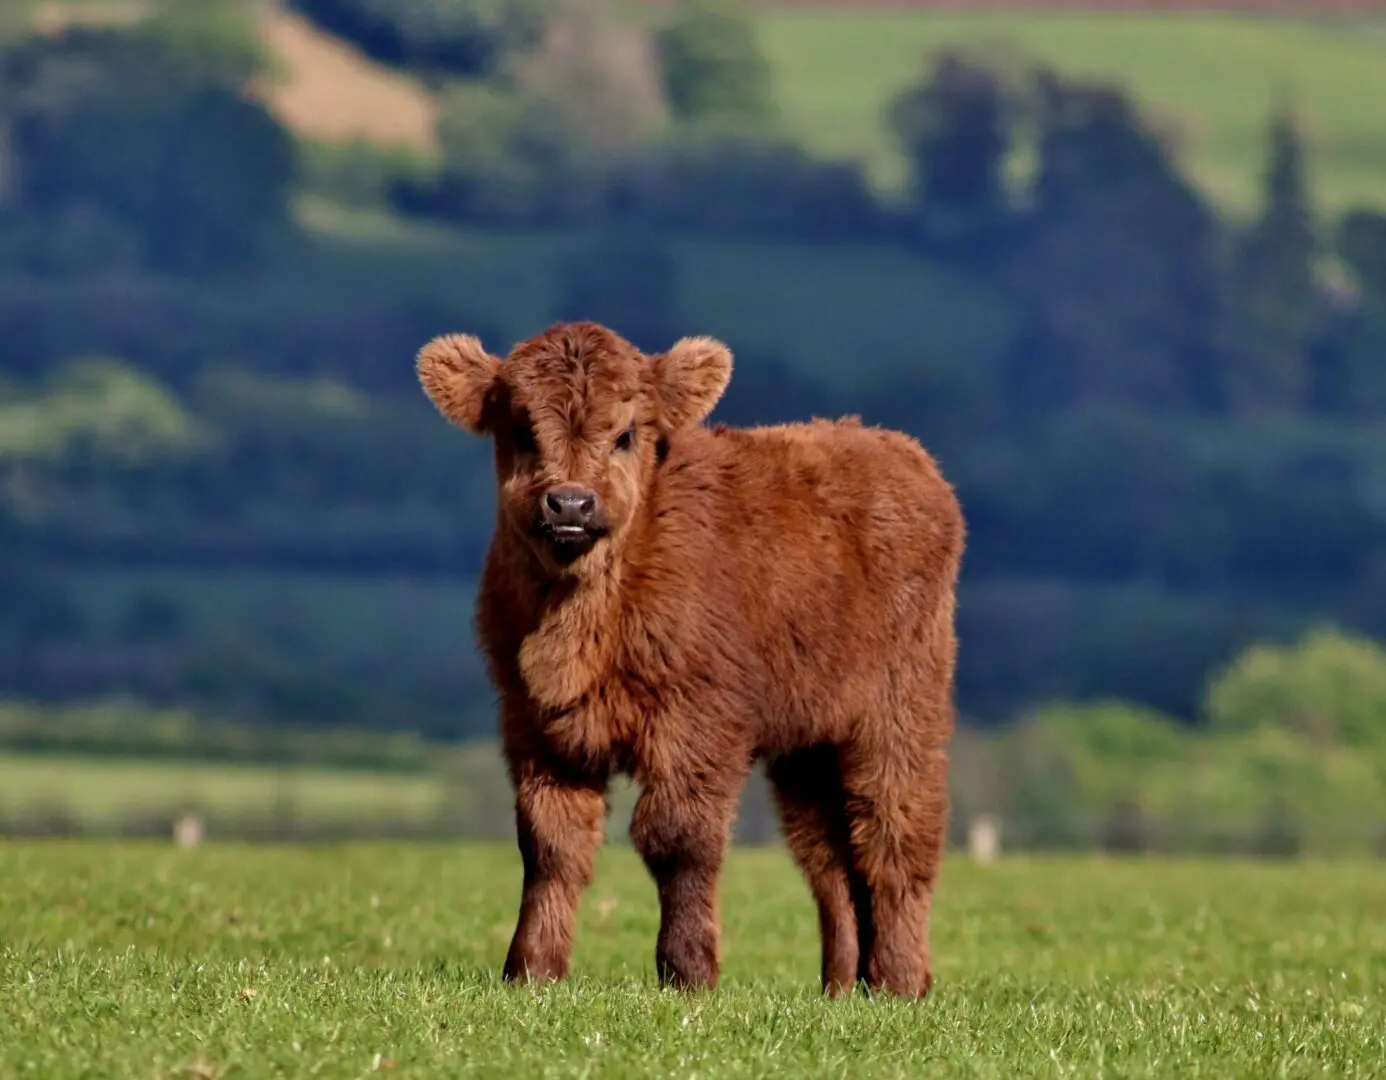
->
[2,0,1386,739]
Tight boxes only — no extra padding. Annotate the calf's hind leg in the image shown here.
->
[843,739,951,999]
[766,747,867,996]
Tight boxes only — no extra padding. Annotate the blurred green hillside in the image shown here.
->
[32,3,1386,214]
[3,0,1386,777]
[758,10,1386,213]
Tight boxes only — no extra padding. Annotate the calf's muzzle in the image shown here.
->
[541,484,601,536]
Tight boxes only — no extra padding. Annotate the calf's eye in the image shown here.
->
[613,425,636,453]
[513,423,538,456]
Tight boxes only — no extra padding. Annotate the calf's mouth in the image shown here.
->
[533,520,608,565]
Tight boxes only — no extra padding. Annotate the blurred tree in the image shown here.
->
[301,138,434,211]
[1312,210,1386,416]
[135,0,271,88]
[887,48,1018,258]
[1204,626,1386,750]
[1336,209,1386,300]
[1222,108,1324,413]
[425,81,539,221]
[510,1,668,152]
[983,691,1386,855]
[0,357,207,468]
[286,0,553,80]
[1002,72,1224,414]
[1029,701,1189,780]
[656,0,772,126]
[609,124,881,240]
[507,1,667,172]
[145,87,296,274]
[424,2,665,225]
[1315,308,1386,418]
[2,6,295,277]
[993,717,1089,848]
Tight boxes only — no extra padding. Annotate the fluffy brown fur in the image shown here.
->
[416,321,965,998]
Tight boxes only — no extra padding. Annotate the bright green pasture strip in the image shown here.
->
[759,11,1386,214]
[2,843,1383,1077]
[0,754,446,823]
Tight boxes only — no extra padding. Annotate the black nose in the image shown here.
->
[542,485,599,529]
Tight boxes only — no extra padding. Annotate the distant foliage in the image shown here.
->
[1205,626,1386,749]
[887,48,1017,256]
[1337,209,1386,299]
[612,125,883,240]
[1223,109,1325,412]
[978,687,1386,855]
[511,2,669,156]
[132,0,271,87]
[408,82,550,222]
[395,0,879,240]
[1319,210,1386,414]
[1003,71,1224,414]
[4,6,1386,744]
[286,0,554,79]
[656,0,773,125]
[299,139,436,211]
[1,10,295,276]
[0,357,207,466]
[419,7,666,225]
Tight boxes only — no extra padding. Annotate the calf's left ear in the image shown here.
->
[417,334,502,434]
[654,336,733,430]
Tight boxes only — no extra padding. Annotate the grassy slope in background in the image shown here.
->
[758,11,1386,214]
[29,6,1386,215]
[12,5,1386,758]
[254,5,1386,215]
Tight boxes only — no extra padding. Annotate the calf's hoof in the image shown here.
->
[502,948,569,986]
[656,946,719,992]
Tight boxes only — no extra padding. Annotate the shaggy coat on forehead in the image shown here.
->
[415,319,964,1003]
[505,322,649,432]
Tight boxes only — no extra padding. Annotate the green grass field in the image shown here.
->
[2,843,1383,1077]
[757,11,1386,215]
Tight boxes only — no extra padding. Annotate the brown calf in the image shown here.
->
[416,321,964,998]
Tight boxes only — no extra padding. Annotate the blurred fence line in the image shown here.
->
[4,762,1384,858]
[6,676,1386,858]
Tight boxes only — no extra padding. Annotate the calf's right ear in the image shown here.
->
[417,334,502,434]
[654,335,733,431]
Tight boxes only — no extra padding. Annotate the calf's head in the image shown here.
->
[417,321,732,577]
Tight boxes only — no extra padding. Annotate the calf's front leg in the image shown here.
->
[503,768,608,984]
[628,777,744,991]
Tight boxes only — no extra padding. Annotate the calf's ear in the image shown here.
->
[417,334,502,434]
[654,336,732,430]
